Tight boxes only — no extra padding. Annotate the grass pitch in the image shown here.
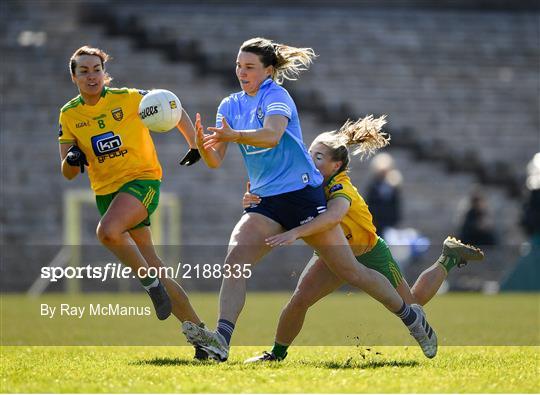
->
[2,345,538,393]
[1,292,539,393]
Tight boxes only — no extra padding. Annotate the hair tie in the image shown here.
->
[271,44,279,66]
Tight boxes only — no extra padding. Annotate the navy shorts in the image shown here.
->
[244,185,327,230]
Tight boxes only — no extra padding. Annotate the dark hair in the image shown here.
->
[69,45,112,84]
[240,37,316,84]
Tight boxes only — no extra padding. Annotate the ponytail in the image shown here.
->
[240,37,316,84]
[337,115,390,160]
[312,115,390,174]
[272,42,316,84]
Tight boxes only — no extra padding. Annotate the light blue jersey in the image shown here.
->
[216,78,323,197]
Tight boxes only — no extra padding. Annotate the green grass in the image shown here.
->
[1,346,538,393]
[2,292,539,346]
[1,292,539,392]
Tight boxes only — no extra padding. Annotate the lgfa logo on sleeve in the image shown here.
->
[329,184,343,193]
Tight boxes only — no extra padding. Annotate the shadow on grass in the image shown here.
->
[321,358,419,370]
[132,354,419,370]
[131,357,210,366]
[131,357,246,367]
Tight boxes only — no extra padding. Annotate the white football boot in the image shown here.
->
[182,321,229,362]
[408,304,438,358]
[244,351,284,363]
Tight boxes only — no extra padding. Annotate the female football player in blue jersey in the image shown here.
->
[241,116,484,362]
[182,37,438,361]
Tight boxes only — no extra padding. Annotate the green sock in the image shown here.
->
[271,342,289,360]
[140,276,158,289]
[437,254,459,273]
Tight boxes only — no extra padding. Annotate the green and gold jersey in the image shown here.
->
[59,87,162,195]
[324,171,378,254]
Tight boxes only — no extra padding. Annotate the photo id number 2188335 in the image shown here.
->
[181,263,252,279]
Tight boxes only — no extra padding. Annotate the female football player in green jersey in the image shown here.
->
[242,115,484,362]
[59,46,206,355]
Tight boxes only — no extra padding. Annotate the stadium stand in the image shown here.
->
[1,0,538,291]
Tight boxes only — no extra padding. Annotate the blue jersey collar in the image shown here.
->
[242,77,273,99]
[260,77,273,89]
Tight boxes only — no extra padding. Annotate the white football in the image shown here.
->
[138,89,182,132]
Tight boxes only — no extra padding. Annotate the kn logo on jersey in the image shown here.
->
[91,131,128,163]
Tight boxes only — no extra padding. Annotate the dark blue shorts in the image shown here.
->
[244,185,327,230]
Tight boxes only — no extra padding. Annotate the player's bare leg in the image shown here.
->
[246,255,432,363]
[303,226,404,312]
[410,264,447,305]
[245,256,343,363]
[395,278,416,305]
[411,237,484,305]
[183,212,283,361]
[276,256,343,346]
[129,226,201,324]
[96,192,171,320]
[130,225,208,359]
[218,213,281,323]
[96,193,152,272]
[304,227,437,358]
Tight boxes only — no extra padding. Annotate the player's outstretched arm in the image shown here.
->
[59,143,85,179]
[195,113,228,168]
[176,109,201,166]
[265,197,350,247]
[176,108,197,148]
[204,115,287,149]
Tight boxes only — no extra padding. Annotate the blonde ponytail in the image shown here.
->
[337,115,390,160]
[240,37,316,84]
[272,43,316,84]
[312,115,390,173]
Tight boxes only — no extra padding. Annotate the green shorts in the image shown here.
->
[95,179,161,229]
[356,237,403,288]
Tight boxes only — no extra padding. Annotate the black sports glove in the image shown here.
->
[66,145,89,173]
[179,148,201,166]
